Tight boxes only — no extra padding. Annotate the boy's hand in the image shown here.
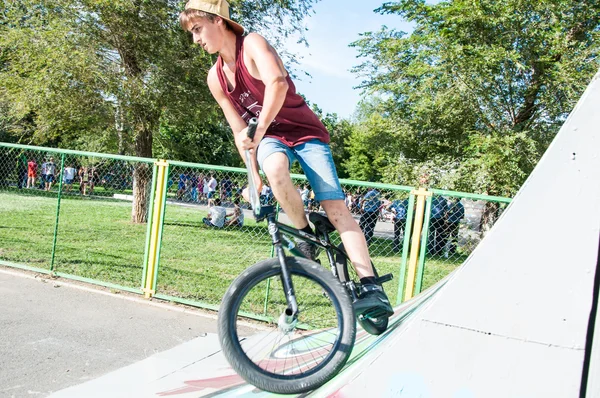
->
[238,126,258,151]
[238,125,266,151]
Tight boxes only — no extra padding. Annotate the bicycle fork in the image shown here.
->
[267,216,299,328]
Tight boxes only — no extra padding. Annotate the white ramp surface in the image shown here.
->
[332,71,600,397]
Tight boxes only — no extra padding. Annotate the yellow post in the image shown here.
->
[143,159,168,298]
[404,187,431,301]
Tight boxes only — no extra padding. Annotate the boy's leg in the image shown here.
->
[258,140,309,230]
[293,139,393,317]
[291,139,375,278]
[320,200,374,279]
[262,153,310,228]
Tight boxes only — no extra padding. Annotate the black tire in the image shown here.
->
[335,243,389,335]
[218,257,356,394]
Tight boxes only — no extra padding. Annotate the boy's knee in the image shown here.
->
[262,154,290,186]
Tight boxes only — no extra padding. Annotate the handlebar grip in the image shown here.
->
[247,117,258,140]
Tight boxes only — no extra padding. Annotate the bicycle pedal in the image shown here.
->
[375,273,393,284]
[360,307,392,320]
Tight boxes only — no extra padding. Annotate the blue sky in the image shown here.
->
[284,1,415,119]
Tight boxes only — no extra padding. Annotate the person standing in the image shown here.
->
[207,173,218,205]
[41,157,56,191]
[428,195,448,255]
[445,198,465,257]
[388,198,409,253]
[62,164,77,192]
[359,188,381,245]
[26,158,37,189]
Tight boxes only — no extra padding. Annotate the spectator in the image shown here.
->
[351,190,362,214]
[189,173,199,202]
[196,173,205,202]
[428,195,448,255]
[26,158,37,189]
[41,157,57,191]
[177,170,189,200]
[378,197,393,221]
[308,188,317,211]
[202,174,210,202]
[203,197,227,228]
[359,188,381,245]
[260,184,274,206]
[62,164,77,192]
[388,198,409,252]
[300,185,310,209]
[221,177,233,202]
[445,198,465,256]
[207,173,218,205]
[79,166,89,195]
[17,152,27,189]
[88,166,98,195]
[225,197,244,227]
[345,190,353,212]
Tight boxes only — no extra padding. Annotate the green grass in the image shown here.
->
[0,190,464,312]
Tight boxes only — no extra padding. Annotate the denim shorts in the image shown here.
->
[256,137,345,202]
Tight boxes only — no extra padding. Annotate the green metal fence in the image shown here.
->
[0,142,511,317]
[0,143,154,293]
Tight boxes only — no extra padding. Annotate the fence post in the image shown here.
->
[143,159,168,298]
[50,153,65,272]
[151,162,170,295]
[397,192,416,304]
[404,187,432,301]
[415,194,433,295]
[141,162,159,290]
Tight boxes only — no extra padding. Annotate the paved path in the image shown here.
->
[0,268,257,398]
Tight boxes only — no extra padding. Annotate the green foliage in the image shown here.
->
[350,0,600,195]
[0,0,318,162]
[309,103,352,178]
[343,111,400,182]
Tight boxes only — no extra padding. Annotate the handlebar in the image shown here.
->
[244,118,261,216]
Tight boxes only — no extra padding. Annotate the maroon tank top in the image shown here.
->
[216,35,330,147]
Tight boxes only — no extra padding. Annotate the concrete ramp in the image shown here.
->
[327,71,600,397]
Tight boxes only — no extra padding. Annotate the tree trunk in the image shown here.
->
[131,124,152,223]
[479,201,500,238]
[131,163,151,223]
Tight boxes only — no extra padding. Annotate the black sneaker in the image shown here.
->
[296,241,317,261]
[353,283,394,318]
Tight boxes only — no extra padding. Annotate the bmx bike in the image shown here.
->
[218,118,393,394]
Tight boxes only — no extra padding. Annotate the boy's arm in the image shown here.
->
[207,67,263,193]
[242,33,289,143]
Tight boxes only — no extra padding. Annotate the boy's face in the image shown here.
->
[189,17,224,54]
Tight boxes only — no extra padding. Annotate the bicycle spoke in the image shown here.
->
[233,271,341,377]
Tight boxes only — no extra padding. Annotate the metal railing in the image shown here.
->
[0,142,511,318]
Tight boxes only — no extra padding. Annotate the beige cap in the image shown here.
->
[184,0,245,36]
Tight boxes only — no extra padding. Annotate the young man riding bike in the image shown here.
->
[179,0,394,318]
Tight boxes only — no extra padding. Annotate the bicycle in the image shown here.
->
[218,118,394,394]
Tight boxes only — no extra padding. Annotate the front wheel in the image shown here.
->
[335,243,390,335]
[218,257,356,394]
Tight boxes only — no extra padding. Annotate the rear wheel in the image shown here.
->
[218,257,356,394]
[335,243,389,335]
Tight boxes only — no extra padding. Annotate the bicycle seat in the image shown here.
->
[308,212,336,234]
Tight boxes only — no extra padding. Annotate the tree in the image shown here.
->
[351,0,600,196]
[1,0,319,222]
[309,104,353,179]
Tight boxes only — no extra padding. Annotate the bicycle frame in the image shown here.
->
[260,206,350,320]
[243,117,350,322]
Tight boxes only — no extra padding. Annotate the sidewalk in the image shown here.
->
[0,268,223,398]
